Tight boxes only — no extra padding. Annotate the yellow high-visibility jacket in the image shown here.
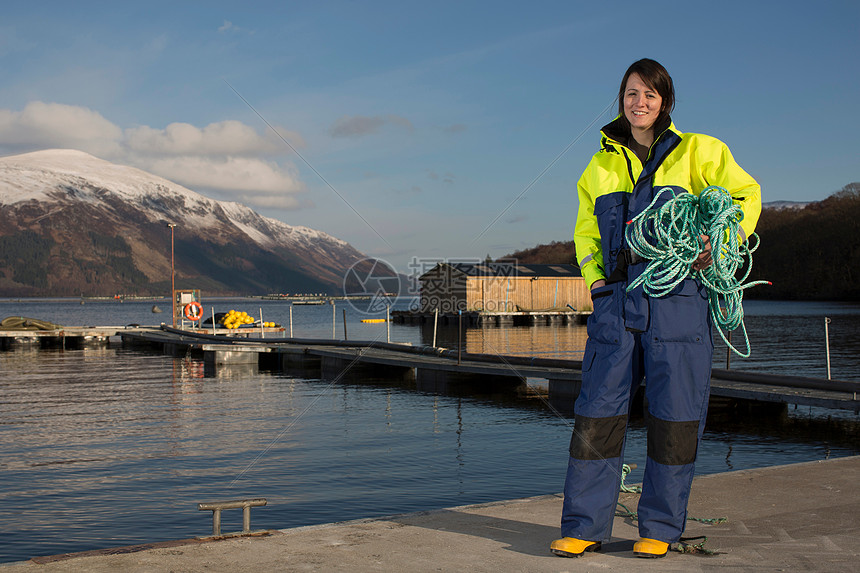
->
[575,116,761,289]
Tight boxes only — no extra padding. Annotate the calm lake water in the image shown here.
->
[1,298,858,563]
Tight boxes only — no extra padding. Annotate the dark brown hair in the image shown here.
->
[617,59,675,127]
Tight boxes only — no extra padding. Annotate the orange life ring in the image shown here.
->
[184,301,203,321]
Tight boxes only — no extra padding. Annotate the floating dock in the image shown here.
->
[0,325,286,350]
[115,325,860,411]
[0,326,151,349]
[2,323,858,411]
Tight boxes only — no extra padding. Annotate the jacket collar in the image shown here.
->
[600,114,676,148]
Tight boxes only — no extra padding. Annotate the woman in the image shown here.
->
[551,59,761,559]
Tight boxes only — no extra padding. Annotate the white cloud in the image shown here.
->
[143,156,306,209]
[0,101,122,156]
[124,120,302,156]
[0,101,308,210]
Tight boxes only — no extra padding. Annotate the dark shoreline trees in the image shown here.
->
[503,183,860,301]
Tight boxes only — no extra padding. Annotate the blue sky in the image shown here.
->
[1,1,857,272]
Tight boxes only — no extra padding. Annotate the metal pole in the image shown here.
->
[332,302,336,339]
[342,308,348,340]
[726,330,732,369]
[458,310,462,365]
[212,508,221,536]
[433,307,438,347]
[386,305,390,343]
[825,317,832,380]
[212,307,216,336]
[242,505,251,533]
[260,308,264,339]
[289,304,293,338]
[168,223,176,327]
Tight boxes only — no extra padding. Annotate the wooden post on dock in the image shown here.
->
[825,317,832,379]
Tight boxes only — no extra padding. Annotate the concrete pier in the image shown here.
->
[7,456,859,572]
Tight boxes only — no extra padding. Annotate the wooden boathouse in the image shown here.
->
[417,262,590,313]
[395,261,591,326]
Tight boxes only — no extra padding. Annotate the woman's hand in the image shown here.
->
[692,235,713,271]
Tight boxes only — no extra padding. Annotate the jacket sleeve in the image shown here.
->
[695,136,762,242]
[574,158,605,288]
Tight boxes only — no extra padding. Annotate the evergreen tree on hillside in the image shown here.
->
[751,182,860,300]
[502,240,576,266]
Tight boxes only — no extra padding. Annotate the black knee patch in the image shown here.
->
[569,414,627,460]
[647,415,699,465]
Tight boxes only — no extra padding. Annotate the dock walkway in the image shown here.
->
[3,323,858,410]
[0,325,150,349]
[121,326,860,411]
[8,456,859,572]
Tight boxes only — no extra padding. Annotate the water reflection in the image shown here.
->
[422,301,860,381]
[715,312,860,380]
[465,325,588,358]
[1,299,859,563]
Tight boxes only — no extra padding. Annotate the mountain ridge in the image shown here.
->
[0,149,368,296]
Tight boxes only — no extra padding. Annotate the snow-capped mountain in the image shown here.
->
[0,149,369,296]
[762,200,810,210]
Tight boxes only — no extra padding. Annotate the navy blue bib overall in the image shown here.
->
[561,130,714,544]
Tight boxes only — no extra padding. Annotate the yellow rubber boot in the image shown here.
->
[633,537,669,558]
[550,537,601,558]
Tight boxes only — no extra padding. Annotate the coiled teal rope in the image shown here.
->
[624,186,769,357]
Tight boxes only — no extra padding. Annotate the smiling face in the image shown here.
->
[623,73,663,137]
